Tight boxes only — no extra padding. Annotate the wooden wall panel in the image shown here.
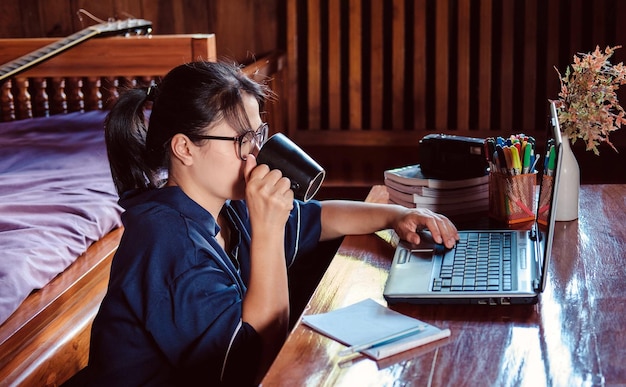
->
[456,0,471,131]
[287,0,626,145]
[286,0,299,141]
[390,0,405,131]
[434,0,449,132]
[306,0,322,130]
[522,0,537,135]
[348,0,362,130]
[0,0,40,37]
[369,0,384,131]
[413,0,427,132]
[477,0,492,131]
[499,0,514,132]
[328,0,342,130]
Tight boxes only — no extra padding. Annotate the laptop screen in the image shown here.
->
[536,101,563,292]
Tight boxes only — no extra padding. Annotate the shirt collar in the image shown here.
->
[119,186,222,236]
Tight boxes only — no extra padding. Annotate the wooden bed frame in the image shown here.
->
[0,33,263,386]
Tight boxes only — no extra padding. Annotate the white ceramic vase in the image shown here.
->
[555,136,580,221]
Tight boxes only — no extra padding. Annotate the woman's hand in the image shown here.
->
[391,207,459,249]
[244,154,294,230]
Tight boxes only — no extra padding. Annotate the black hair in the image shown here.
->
[105,61,270,195]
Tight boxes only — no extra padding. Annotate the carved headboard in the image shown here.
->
[0,34,217,121]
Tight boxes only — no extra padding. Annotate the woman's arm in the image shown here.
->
[320,199,459,249]
[242,157,293,382]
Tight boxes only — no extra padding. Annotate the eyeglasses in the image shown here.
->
[188,123,269,160]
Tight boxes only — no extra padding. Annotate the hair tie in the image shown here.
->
[146,83,158,102]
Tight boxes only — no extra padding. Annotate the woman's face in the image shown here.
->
[194,93,263,201]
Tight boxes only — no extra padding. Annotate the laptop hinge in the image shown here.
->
[528,224,542,242]
[532,278,540,290]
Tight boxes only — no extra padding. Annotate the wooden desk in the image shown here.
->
[262,184,626,386]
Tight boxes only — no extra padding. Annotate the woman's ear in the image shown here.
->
[170,134,194,166]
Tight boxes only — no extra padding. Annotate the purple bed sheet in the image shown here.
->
[0,111,122,325]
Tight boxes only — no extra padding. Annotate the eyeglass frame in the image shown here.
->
[187,122,269,161]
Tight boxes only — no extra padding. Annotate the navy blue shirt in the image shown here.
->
[86,186,322,386]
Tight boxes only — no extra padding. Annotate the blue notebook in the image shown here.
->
[301,298,451,360]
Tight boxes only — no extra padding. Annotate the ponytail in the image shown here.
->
[105,87,158,195]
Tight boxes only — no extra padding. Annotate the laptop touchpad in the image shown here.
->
[385,245,434,294]
[407,251,434,269]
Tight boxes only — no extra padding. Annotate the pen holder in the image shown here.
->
[537,174,553,226]
[489,172,537,224]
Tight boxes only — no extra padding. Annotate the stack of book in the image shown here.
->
[384,164,489,216]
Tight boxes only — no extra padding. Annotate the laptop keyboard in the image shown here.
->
[432,232,513,292]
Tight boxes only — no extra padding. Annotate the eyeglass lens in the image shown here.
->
[240,123,268,160]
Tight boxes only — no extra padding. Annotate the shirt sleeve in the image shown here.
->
[220,321,262,386]
[283,200,322,266]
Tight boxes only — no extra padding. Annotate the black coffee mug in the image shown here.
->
[256,133,325,202]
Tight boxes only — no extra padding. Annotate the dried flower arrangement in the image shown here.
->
[553,45,626,155]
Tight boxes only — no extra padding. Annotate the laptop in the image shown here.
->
[383,102,563,305]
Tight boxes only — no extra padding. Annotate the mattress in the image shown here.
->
[0,111,123,325]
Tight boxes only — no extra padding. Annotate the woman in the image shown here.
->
[85,61,458,386]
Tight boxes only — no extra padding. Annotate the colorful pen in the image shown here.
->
[503,146,514,175]
[510,146,521,175]
[487,133,538,175]
[522,142,532,173]
[496,146,507,174]
[530,154,541,174]
[546,144,555,176]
